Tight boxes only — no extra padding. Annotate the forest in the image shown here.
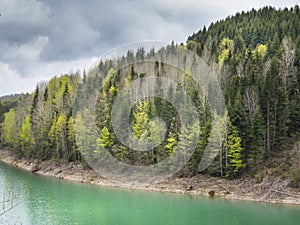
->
[0,6,300,185]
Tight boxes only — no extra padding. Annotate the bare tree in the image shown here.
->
[0,189,22,224]
[243,86,258,122]
[280,37,299,97]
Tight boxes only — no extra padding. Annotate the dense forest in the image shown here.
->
[188,5,300,183]
[1,6,300,185]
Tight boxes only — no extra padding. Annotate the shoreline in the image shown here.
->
[1,150,299,205]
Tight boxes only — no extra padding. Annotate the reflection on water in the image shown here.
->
[0,162,300,225]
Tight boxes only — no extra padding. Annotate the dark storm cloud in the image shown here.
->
[37,0,170,61]
[0,0,50,43]
[0,0,225,66]
[0,0,298,95]
[1,0,297,68]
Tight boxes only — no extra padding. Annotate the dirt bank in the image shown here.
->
[1,150,299,205]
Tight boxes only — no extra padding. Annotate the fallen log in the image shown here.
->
[270,189,300,198]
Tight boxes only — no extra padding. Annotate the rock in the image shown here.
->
[208,190,215,198]
[44,166,53,172]
[187,186,193,191]
[31,165,39,173]
[54,169,62,175]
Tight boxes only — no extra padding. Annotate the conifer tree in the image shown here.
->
[248,106,265,167]
[226,123,245,178]
[55,113,67,159]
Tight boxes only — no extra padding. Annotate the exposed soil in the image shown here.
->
[1,150,299,205]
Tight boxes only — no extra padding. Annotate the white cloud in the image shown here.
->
[0,0,299,96]
[0,0,50,42]
[0,62,35,95]
[5,36,48,60]
[1,36,48,78]
[0,57,98,96]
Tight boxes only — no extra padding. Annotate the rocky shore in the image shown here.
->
[1,150,299,205]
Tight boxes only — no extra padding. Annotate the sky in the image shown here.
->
[0,0,299,96]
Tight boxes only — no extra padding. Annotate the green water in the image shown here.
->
[0,162,299,225]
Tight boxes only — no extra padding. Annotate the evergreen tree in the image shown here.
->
[55,113,67,160]
[66,116,77,161]
[1,6,300,179]
[0,101,3,124]
[248,106,265,167]
[132,100,150,139]
[165,131,177,155]
[96,126,113,149]
[30,86,39,123]
[226,123,245,178]
[94,126,114,161]
[48,112,57,155]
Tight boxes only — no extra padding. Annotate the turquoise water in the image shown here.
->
[0,162,299,225]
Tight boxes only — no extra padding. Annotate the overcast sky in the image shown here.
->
[0,0,298,96]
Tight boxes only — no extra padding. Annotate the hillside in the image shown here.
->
[188,5,300,185]
[0,6,300,189]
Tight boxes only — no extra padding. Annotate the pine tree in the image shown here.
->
[66,116,77,161]
[226,123,245,178]
[163,131,177,170]
[0,101,3,123]
[73,110,97,165]
[97,126,113,149]
[177,123,199,177]
[248,106,265,167]
[204,113,226,176]
[55,113,67,160]
[48,112,57,154]
[43,86,48,102]
[132,100,150,139]
[30,86,39,123]
[165,131,177,155]
[263,57,289,155]
[94,126,114,159]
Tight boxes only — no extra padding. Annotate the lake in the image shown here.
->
[0,161,299,225]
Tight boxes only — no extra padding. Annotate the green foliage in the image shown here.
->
[226,124,245,178]
[253,44,268,59]
[133,100,150,139]
[1,6,300,181]
[218,38,233,66]
[97,126,113,149]
[67,116,79,161]
[55,113,67,159]
[1,109,17,149]
[165,132,177,155]
[48,112,57,151]
[289,142,300,188]
[189,5,300,178]
[248,106,265,167]
[177,123,200,177]
[20,115,33,156]
[30,87,39,122]
[0,96,20,124]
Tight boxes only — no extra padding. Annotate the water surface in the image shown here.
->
[0,162,299,225]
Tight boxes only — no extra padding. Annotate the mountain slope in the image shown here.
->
[0,6,300,188]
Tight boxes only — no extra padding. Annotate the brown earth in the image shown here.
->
[1,149,299,205]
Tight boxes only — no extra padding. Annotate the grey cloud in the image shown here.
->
[0,0,50,43]
[0,0,298,80]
